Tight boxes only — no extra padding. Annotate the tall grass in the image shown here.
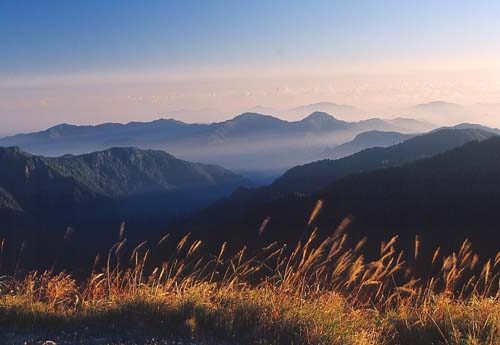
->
[2,208,500,344]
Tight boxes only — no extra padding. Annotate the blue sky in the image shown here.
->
[2,0,499,77]
[1,1,500,132]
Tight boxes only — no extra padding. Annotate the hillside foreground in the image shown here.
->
[1,214,500,345]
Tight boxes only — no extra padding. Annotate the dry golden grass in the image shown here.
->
[2,218,500,344]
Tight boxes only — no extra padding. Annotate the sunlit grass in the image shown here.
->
[2,213,500,344]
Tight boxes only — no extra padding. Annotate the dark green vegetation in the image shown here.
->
[0,146,247,213]
[0,147,248,270]
[181,128,500,255]
[273,127,495,194]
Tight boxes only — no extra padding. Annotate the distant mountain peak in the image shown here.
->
[357,117,388,124]
[130,118,185,125]
[437,123,500,135]
[296,112,349,131]
[50,123,73,129]
[309,101,340,106]
[302,101,355,108]
[44,123,76,134]
[304,111,332,118]
[390,117,423,121]
[413,101,462,109]
[301,111,337,122]
[289,102,363,118]
[231,112,280,121]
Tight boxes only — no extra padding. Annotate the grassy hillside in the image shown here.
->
[1,227,500,345]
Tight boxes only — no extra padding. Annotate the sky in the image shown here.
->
[1,0,500,133]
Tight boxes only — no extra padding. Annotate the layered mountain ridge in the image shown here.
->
[178,127,498,251]
[0,112,435,174]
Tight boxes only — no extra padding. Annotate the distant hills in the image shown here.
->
[324,131,416,159]
[405,101,500,127]
[248,100,500,129]
[410,101,464,113]
[0,112,435,177]
[287,102,364,119]
[248,102,365,119]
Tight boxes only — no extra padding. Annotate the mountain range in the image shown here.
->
[273,127,495,194]
[3,107,500,269]
[287,135,500,255]
[0,146,248,269]
[0,146,247,211]
[179,127,498,251]
[248,102,365,119]
[0,112,436,178]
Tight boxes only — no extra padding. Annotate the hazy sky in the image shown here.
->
[2,0,500,133]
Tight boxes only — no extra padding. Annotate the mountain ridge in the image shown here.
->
[178,127,497,247]
[272,127,496,194]
[324,130,416,159]
[182,134,500,256]
[0,112,435,174]
[0,146,248,216]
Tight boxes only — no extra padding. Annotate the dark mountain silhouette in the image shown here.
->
[272,128,495,194]
[276,136,500,254]
[0,147,100,214]
[325,131,416,159]
[50,147,245,197]
[0,146,249,269]
[0,146,246,214]
[0,112,433,176]
[181,135,500,257]
[179,128,497,250]
[297,111,351,131]
[0,119,205,157]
